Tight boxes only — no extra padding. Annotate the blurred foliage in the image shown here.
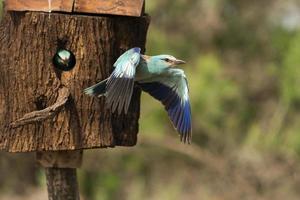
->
[145,0,300,153]
[1,0,300,199]
[281,32,300,104]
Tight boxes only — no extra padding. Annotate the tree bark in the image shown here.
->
[45,167,80,200]
[0,12,150,152]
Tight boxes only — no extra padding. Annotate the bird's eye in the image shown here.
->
[163,58,170,62]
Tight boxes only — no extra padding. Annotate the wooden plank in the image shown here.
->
[5,0,74,12]
[5,0,145,17]
[74,0,144,16]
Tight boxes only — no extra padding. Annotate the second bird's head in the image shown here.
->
[153,55,186,67]
[53,49,76,71]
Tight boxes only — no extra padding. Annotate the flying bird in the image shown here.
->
[84,48,192,143]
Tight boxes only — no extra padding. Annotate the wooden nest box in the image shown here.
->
[0,0,149,154]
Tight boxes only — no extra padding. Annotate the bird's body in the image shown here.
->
[84,48,192,143]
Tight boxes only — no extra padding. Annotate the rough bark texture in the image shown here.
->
[10,86,70,128]
[0,12,150,152]
[46,167,80,200]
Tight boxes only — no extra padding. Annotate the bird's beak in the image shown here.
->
[174,59,186,65]
[62,59,68,66]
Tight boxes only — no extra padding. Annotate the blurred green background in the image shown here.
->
[1,0,300,199]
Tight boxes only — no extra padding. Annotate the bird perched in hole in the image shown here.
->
[52,49,76,71]
[84,48,192,143]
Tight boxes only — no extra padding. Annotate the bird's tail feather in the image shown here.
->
[84,79,108,97]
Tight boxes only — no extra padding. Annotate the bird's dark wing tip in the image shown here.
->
[180,132,192,144]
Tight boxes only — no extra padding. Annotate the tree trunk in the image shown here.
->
[0,12,150,153]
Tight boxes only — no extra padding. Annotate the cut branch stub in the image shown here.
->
[10,86,70,129]
[0,12,150,152]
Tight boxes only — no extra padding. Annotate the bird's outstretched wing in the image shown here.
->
[139,69,192,143]
[106,47,141,114]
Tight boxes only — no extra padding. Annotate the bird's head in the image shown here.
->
[152,55,186,67]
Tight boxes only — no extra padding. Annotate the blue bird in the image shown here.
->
[84,48,192,143]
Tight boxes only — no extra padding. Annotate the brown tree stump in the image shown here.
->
[0,11,150,153]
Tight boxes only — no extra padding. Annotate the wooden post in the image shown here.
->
[0,0,149,199]
[37,150,83,200]
[45,168,80,200]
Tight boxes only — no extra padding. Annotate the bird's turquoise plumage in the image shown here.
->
[84,47,192,143]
